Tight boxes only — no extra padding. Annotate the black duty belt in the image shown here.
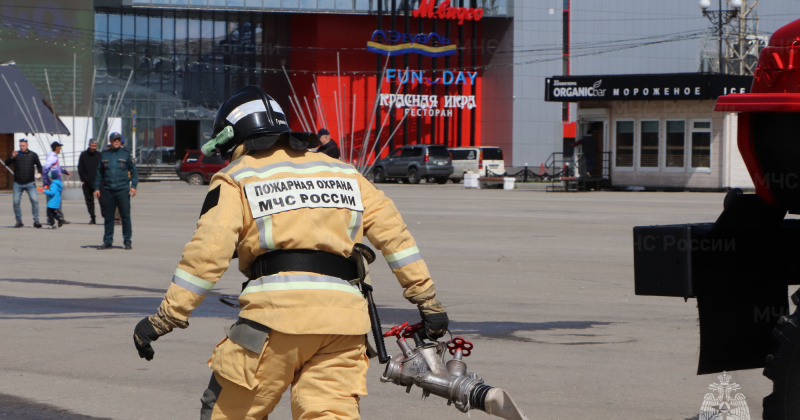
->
[249,249,358,280]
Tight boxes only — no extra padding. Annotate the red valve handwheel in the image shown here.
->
[402,322,424,338]
[446,337,473,357]
[384,322,409,338]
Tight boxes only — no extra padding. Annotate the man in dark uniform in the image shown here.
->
[4,138,43,228]
[316,128,341,159]
[78,139,102,224]
[94,132,138,250]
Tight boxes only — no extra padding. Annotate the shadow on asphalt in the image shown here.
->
[0,278,616,344]
[0,393,111,420]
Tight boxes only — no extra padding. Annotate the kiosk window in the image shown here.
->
[691,121,711,169]
[616,121,634,167]
[666,121,685,168]
[640,121,660,168]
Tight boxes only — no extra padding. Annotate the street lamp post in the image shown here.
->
[699,0,741,74]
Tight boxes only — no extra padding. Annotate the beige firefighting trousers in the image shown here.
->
[202,330,368,420]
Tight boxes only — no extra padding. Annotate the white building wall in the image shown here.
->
[13,116,124,170]
[609,100,724,190]
[722,113,756,189]
[14,116,93,169]
[511,1,563,167]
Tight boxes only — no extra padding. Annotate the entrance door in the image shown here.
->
[175,120,200,163]
[577,121,607,178]
[0,133,13,189]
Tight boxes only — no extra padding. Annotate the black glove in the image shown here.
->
[419,306,449,340]
[133,317,161,361]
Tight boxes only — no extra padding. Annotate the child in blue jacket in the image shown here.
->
[44,171,66,227]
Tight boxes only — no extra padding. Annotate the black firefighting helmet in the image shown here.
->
[206,85,318,158]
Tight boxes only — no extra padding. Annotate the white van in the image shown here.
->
[448,146,506,182]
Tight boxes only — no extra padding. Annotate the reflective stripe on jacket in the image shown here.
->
[157,145,435,335]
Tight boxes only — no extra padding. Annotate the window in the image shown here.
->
[665,120,685,168]
[202,153,226,164]
[404,147,423,157]
[639,121,659,168]
[389,148,402,158]
[615,121,634,167]
[451,150,475,160]
[185,151,201,162]
[428,146,450,157]
[691,121,712,169]
[401,148,417,158]
[481,147,503,160]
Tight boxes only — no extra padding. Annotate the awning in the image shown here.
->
[0,62,70,135]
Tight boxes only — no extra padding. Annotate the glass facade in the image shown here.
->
[130,0,512,17]
[94,8,289,163]
[94,1,502,163]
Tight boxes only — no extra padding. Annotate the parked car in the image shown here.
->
[175,149,229,185]
[448,146,506,182]
[140,147,176,164]
[372,144,453,184]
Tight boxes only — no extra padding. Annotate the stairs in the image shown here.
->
[544,151,612,192]
[138,165,180,182]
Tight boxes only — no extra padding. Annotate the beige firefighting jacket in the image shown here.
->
[156,144,435,335]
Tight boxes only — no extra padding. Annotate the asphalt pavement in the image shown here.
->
[0,181,777,419]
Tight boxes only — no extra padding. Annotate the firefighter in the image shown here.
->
[132,85,449,419]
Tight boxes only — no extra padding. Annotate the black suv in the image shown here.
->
[372,144,453,184]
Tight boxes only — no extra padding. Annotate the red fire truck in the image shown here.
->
[634,18,800,420]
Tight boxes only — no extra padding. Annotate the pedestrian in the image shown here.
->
[78,139,102,224]
[43,141,71,188]
[43,140,72,225]
[94,132,138,250]
[4,138,43,228]
[43,170,66,228]
[105,138,122,225]
[132,86,449,419]
[316,128,341,159]
[572,124,600,178]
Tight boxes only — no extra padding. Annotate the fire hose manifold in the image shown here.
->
[220,279,529,420]
[379,321,529,420]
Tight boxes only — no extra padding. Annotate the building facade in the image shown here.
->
[1,0,514,169]
[544,73,755,190]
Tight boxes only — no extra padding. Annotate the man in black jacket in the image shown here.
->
[4,139,42,228]
[316,128,341,159]
[78,139,102,224]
